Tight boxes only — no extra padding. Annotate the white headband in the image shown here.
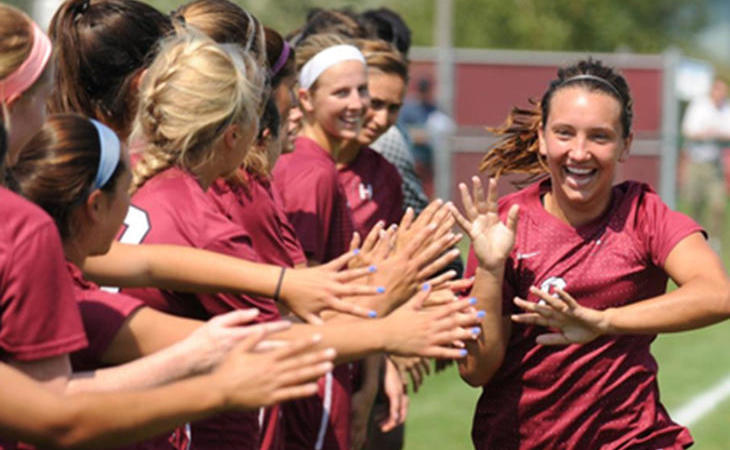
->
[89,119,121,190]
[298,44,366,90]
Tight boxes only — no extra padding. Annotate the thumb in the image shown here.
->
[506,204,520,233]
[234,327,267,353]
[349,232,361,252]
[324,249,355,271]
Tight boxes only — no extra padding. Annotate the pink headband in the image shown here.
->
[270,41,291,78]
[0,21,52,104]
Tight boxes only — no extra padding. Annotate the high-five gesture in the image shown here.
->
[450,177,519,271]
[512,286,608,345]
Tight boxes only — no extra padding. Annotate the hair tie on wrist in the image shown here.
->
[273,267,286,301]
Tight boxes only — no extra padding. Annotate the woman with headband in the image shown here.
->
[451,58,730,448]
[46,0,384,326]
[124,30,481,449]
[3,114,337,449]
[0,4,53,161]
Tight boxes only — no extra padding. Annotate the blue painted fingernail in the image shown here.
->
[471,327,481,335]
[368,310,377,318]
[468,297,477,305]
[459,349,468,357]
[376,286,386,294]
[353,248,360,255]
[422,283,431,291]
[368,265,377,273]
[476,310,486,319]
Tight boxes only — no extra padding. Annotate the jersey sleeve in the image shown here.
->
[637,185,704,267]
[0,222,88,360]
[71,291,144,371]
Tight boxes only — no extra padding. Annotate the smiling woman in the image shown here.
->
[450,58,730,449]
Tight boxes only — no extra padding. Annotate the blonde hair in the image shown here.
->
[132,30,264,191]
[294,33,350,91]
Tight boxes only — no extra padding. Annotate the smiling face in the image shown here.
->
[358,70,406,146]
[538,86,632,222]
[300,59,369,143]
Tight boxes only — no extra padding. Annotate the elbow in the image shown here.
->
[457,348,505,388]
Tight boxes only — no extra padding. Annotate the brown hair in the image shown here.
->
[47,0,172,139]
[356,39,408,82]
[6,113,126,240]
[265,27,295,88]
[0,4,33,80]
[173,0,266,66]
[480,58,633,182]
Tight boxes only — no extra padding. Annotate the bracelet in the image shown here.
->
[273,267,286,301]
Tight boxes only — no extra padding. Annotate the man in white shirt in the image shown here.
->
[681,78,730,249]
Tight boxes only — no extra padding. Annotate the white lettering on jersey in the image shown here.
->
[358,183,373,201]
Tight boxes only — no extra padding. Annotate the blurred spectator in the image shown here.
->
[399,77,455,196]
[681,78,730,250]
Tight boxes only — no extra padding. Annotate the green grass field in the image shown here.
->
[403,206,730,449]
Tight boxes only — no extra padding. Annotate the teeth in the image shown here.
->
[565,166,594,175]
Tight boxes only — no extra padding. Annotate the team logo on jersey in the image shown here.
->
[359,183,374,200]
[538,276,567,304]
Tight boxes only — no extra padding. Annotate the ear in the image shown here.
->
[132,68,149,94]
[84,189,105,223]
[298,87,315,114]
[618,132,633,162]
[222,123,239,151]
[537,123,547,157]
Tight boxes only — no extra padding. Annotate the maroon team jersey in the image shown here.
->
[337,147,404,238]
[273,137,355,450]
[66,262,186,450]
[209,172,306,268]
[66,262,144,371]
[120,167,278,449]
[465,180,698,449]
[273,136,354,263]
[0,187,87,361]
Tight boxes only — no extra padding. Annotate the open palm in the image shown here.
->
[451,176,519,271]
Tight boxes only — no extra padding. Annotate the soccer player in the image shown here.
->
[127,30,481,449]
[454,58,730,448]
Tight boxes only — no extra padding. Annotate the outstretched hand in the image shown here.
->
[280,251,381,324]
[450,176,519,271]
[511,286,609,345]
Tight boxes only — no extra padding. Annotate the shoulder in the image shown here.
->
[0,187,57,239]
[497,180,542,214]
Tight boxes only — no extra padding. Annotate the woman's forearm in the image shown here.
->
[603,277,730,334]
[67,337,202,394]
[0,362,224,449]
[459,266,509,387]
[84,242,280,298]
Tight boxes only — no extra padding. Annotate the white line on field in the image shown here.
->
[672,374,730,426]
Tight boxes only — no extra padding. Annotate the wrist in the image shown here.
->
[598,307,616,335]
[372,319,391,353]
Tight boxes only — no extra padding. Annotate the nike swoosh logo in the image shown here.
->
[516,251,540,260]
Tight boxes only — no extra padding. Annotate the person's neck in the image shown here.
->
[542,188,613,228]
[190,162,220,191]
[335,138,362,168]
[301,123,346,161]
[63,238,90,268]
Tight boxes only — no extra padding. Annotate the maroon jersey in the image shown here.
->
[120,167,277,449]
[337,147,404,238]
[209,172,306,268]
[65,262,185,450]
[465,180,698,449]
[273,138,354,450]
[66,262,144,371]
[0,187,87,361]
[273,136,354,263]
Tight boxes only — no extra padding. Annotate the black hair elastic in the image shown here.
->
[273,267,286,301]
